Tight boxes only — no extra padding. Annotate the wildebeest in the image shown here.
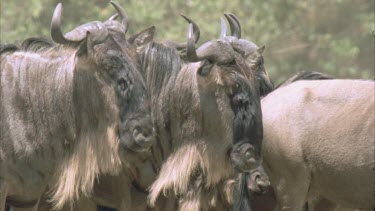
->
[29,13,271,211]
[225,71,324,211]
[259,79,374,211]
[145,18,267,210]
[0,2,155,210]
[226,71,374,211]
[217,71,374,211]
[215,13,274,211]
[242,71,334,211]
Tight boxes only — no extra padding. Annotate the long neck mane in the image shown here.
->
[143,42,227,208]
[141,42,182,163]
[1,45,77,150]
[142,42,182,103]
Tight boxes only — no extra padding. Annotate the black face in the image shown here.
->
[197,54,263,172]
[97,37,155,153]
[227,62,263,171]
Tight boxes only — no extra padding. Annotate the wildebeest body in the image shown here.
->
[261,80,374,210]
[1,48,77,202]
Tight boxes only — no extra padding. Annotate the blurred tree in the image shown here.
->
[0,0,373,83]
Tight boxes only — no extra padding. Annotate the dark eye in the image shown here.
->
[227,59,236,66]
[111,57,123,69]
[198,60,213,76]
[106,50,124,69]
[235,82,241,89]
[231,81,241,94]
[118,78,128,91]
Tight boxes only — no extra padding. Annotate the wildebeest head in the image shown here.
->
[50,2,155,153]
[220,14,274,97]
[184,23,263,172]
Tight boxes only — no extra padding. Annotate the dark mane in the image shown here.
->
[20,37,55,52]
[0,43,19,55]
[142,42,182,96]
[276,70,334,89]
[0,37,75,57]
[142,42,182,162]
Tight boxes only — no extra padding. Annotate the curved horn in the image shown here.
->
[224,13,241,38]
[51,3,108,45]
[181,14,200,43]
[186,23,200,62]
[51,3,71,44]
[110,1,128,33]
[186,23,234,63]
[163,15,200,50]
[227,13,241,37]
[220,18,228,39]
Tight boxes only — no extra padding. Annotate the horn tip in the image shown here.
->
[110,1,121,9]
[180,14,192,23]
[54,3,62,14]
[148,26,156,34]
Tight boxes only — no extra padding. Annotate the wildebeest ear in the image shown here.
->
[76,39,88,57]
[257,45,265,54]
[128,26,155,54]
[76,31,95,58]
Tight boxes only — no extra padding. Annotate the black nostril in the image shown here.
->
[133,128,142,138]
[132,127,155,148]
[254,174,261,182]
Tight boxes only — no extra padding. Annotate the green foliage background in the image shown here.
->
[1,0,374,84]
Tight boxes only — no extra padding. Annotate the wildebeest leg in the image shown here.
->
[303,203,308,211]
[9,198,40,211]
[178,172,211,211]
[118,193,131,211]
[93,173,132,211]
[274,180,309,211]
[270,169,310,211]
[0,180,8,211]
[113,176,131,211]
[30,199,39,211]
[72,199,97,211]
[308,197,337,211]
[308,197,372,211]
